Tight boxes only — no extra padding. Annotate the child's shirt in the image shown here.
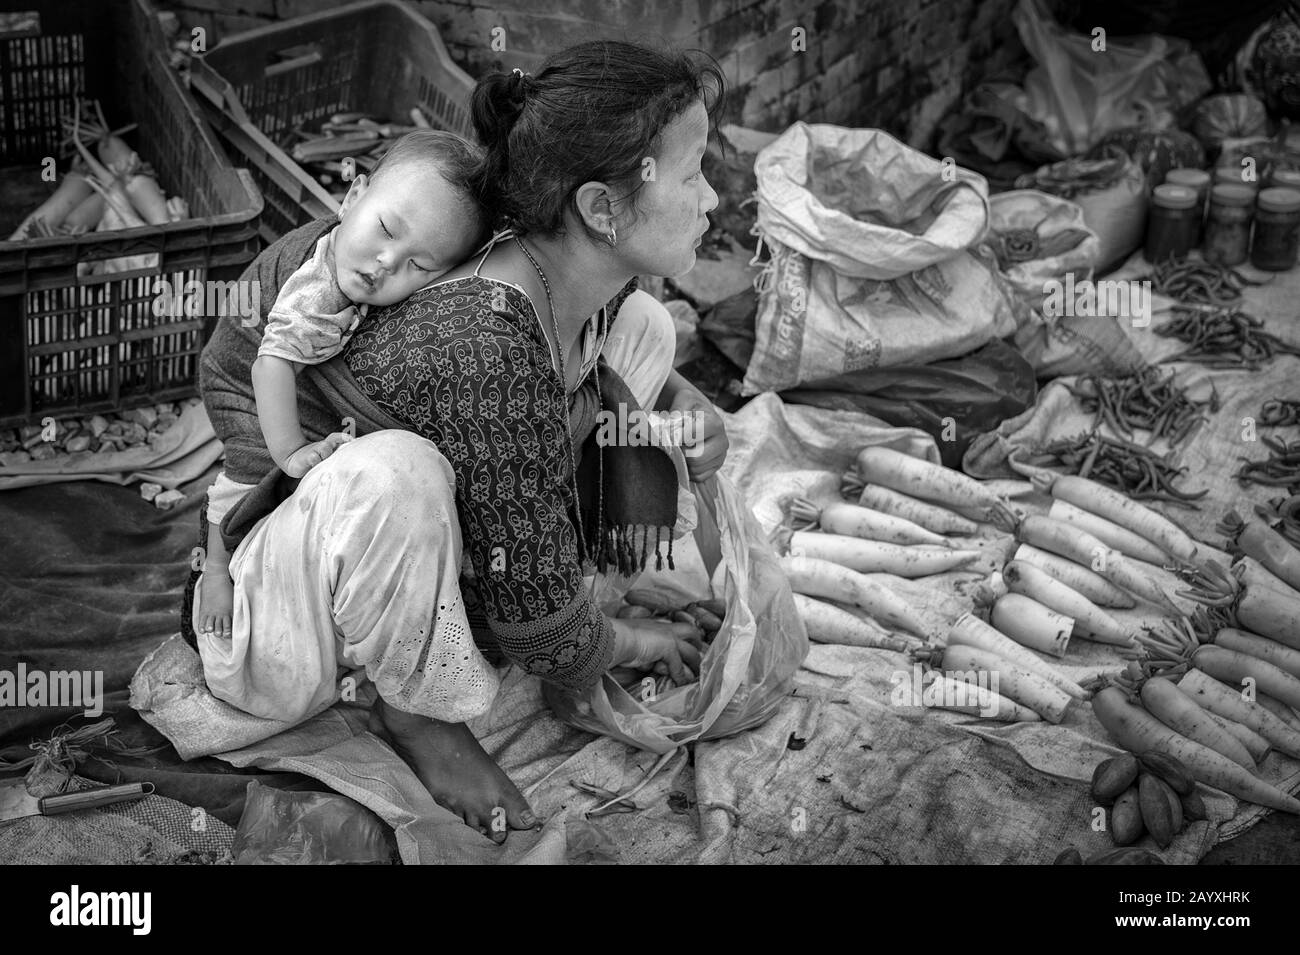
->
[258,227,367,365]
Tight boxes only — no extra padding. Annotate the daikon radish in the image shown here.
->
[792,497,951,546]
[1034,473,1199,562]
[1013,543,1136,609]
[1214,628,1300,679]
[1140,676,1256,769]
[990,592,1073,658]
[786,531,980,577]
[946,612,1085,700]
[1232,557,1300,650]
[793,594,911,651]
[1194,645,1300,710]
[1256,692,1300,731]
[941,643,1072,723]
[856,483,978,536]
[1092,687,1300,813]
[1047,499,1169,565]
[919,673,1042,722]
[60,192,105,233]
[8,167,93,239]
[854,447,1017,529]
[779,555,937,639]
[1018,515,1180,613]
[1002,559,1136,646]
[1197,707,1272,763]
[1177,668,1300,758]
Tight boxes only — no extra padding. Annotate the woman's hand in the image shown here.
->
[611,618,703,685]
[283,432,352,478]
[670,388,729,483]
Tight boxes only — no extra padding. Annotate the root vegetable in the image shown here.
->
[1013,544,1137,608]
[1234,557,1300,648]
[1222,511,1300,591]
[793,594,911,651]
[946,612,1086,700]
[8,167,93,239]
[1256,692,1300,730]
[1018,515,1180,612]
[990,593,1073,658]
[792,497,950,546]
[1193,644,1300,710]
[60,191,105,233]
[779,555,938,639]
[1091,686,1300,813]
[1140,676,1256,769]
[921,673,1043,722]
[786,530,980,577]
[855,483,978,535]
[854,447,1017,530]
[1198,707,1272,762]
[1034,472,1199,561]
[1002,559,1136,646]
[1047,499,1169,565]
[1177,668,1300,758]
[940,643,1072,723]
[1214,627,1300,679]
[124,172,169,225]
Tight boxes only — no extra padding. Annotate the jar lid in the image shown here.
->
[1165,168,1210,189]
[1211,183,1257,206]
[1214,166,1258,188]
[1272,168,1300,188]
[1258,187,1300,212]
[1152,184,1198,209]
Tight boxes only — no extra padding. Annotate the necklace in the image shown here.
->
[513,233,601,572]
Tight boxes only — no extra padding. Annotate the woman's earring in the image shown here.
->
[606,225,617,248]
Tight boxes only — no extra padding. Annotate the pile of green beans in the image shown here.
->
[1155,306,1300,370]
[1027,430,1209,507]
[1236,436,1300,492]
[1065,368,1214,446]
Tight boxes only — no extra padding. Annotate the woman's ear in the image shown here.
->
[337,173,370,220]
[572,180,617,241]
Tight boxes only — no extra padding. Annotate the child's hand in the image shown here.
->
[283,432,353,478]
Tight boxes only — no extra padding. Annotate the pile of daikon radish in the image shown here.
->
[7,100,190,276]
[778,446,1199,723]
[1087,506,1300,815]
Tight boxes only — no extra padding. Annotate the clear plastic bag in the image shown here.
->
[230,780,396,865]
[543,474,808,754]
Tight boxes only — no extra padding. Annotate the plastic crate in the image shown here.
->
[190,0,475,244]
[0,0,263,431]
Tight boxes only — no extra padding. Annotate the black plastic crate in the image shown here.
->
[190,0,474,243]
[0,0,263,430]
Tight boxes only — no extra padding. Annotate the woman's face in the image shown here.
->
[614,99,719,278]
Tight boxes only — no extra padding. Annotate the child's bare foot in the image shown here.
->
[198,568,234,640]
[370,696,536,843]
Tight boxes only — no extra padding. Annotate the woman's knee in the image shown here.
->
[314,429,454,497]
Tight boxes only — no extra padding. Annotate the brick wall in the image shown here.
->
[158,0,1065,149]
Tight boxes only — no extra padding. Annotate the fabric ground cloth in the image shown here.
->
[125,393,1291,864]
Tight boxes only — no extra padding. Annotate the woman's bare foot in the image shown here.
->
[198,568,234,640]
[369,696,537,843]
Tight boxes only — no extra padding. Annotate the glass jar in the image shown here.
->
[1214,165,1260,195]
[1268,168,1300,191]
[1204,184,1256,266]
[1251,187,1300,271]
[1165,168,1211,242]
[1145,184,1200,264]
